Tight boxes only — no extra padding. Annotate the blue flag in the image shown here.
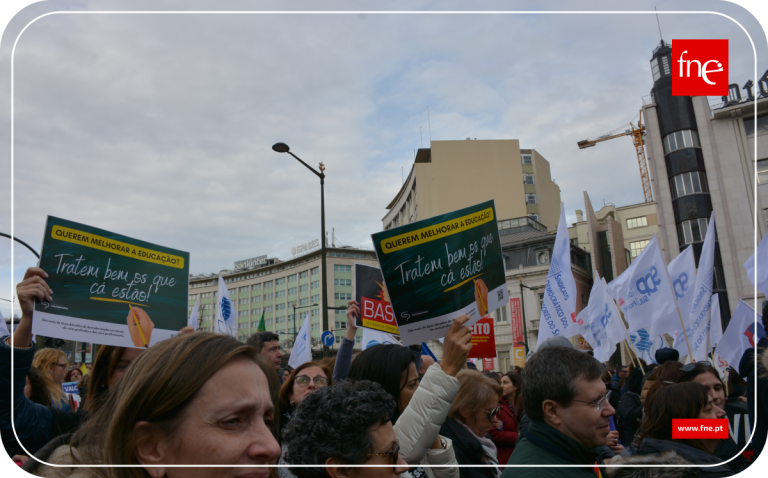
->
[421,342,437,361]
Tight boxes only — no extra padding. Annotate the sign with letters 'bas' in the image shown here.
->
[354,263,399,335]
[32,216,190,349]
[371,200,508,345]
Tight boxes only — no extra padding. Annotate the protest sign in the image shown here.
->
[362,327,402,350]
[371,200,508,345]
[61,381,81,411]
[32,216,190,348]
[468,316,497,358]
[510,298,526,366]
[482,358,494,371]
[354,263,399,334]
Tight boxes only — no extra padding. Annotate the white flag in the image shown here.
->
[710,293,723,349]
[612,235,682,337]
[674,213,715,362]
[576,277,626,363]
[536,205,579,349]
[188,295,200,331]
[667,245,697,328]
[628,328,667,364]
[715,301,765,371]
[744,231,768,298]
[0,309,9,339]
[362,327,402,350]
[214,274,238,337]
[288,313,312,369]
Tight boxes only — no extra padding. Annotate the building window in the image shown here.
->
[626,216,648,229]
[311,309,319,317]
[335,293,352,300]
[757,159,768,184]
[662,130,701,154]
[528,214,538,222]
[334,265,352,272]
[288,274,297,282]
[521,154,532,164]
[299,298,309,306]
[334,279,352,286]
[276,316,285,324]
[263,280,273,288]
[670,171,709,198]
[238,310,249,317]
[276,303,286,311]
[524,174,534,185]
[651,57,661,81]
[239,286,249,293]
[252,296,261,303]
[311,280,320,289]
[744,114,768,139]
[677,218,710,246]
[335,321,347,329]
[287,287,297,295]
[630,240,649,258]
[252,284,261,290]
[494,305,508,323]
[311,323,320,331]
[251,308,261,315]
[311,267,320,275]
[266,318,273,326]
[526,194,536,205]
[264,293,273,300]
[299,271,309,278]
[355,336,362,344]
[300,284,309,292]
[264,306,273,312]
[311,294,320,303]
[275,290,285,298]
[275,278,286,285]
[238,298,249,305]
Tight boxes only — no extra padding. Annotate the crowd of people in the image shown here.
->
[2,266,767,478]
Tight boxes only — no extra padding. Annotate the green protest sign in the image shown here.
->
[371,200,508,344]
[32,216,190,348]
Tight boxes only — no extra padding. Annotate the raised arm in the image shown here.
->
[332,300,359,382]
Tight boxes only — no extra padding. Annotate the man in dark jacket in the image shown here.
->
[502,346,615,478]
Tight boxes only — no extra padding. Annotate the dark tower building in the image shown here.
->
[645,40,731,324]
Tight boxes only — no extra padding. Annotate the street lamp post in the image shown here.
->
[272,143,330,357]
[291,302,318,346]
[519,279,539,354]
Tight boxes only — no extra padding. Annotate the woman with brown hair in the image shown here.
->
[489,372,522,466]
[31,347,70,411]
[278,361,332,440]
[63,366,83,384]
[615,382,731,476]
[440,369,503,477]
[26,332,282,477]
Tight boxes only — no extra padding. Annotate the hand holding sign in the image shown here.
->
[474,278,489,316]
[14,267,52,348]
[127,306,154,348]
[441,315,473,376]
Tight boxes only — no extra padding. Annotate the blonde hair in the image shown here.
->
[449,370,503,423]
[31,348,67,403]
[71,333,278,477]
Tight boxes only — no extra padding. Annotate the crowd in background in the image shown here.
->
[2,267,768,478]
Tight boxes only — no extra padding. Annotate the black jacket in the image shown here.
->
[439,417,499,478]
[625,438,733,477]
[616,391,643,447]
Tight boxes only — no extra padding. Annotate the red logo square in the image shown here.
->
[672,40,729,96]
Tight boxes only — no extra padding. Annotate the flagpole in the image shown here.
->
[676,308,694,360]
[623,335,644,376]
[610,298,642,373]
[623,339,638,369]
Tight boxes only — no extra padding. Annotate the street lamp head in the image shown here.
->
[272,142,290,153]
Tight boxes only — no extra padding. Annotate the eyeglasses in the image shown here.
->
[482,405,500,420]
[367,440,400,469]
[680,361,711,373]
[295,375,328,387]
[572,390,612,412]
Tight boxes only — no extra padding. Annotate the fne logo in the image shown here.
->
[672,40,728,96]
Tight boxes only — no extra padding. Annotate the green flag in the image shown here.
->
[256,310,266,332]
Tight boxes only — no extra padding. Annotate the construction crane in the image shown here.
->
[577,110,653,203]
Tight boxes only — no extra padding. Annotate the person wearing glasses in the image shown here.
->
[502,346,615,478]
[278,361,332,441]
[282,379,409,478]
[31,347,72,412]
[439,370,504,477]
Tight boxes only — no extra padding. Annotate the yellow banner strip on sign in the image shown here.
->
[361,319,399,334]
[52,225,184,269]
[90,297,151,307]
[443,273,483,293]
[380,207,495,254]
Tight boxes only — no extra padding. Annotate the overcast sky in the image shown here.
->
[1,0,766,318]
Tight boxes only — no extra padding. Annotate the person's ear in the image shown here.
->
[133,421,167,477]
[542,400,563,427]
[459,406,472,422]
[326,457,355,478]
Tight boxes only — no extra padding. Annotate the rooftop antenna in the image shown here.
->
[654,6,663,41]
[427,106,432,143]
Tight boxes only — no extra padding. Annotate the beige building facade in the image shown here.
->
[382,139,562,233]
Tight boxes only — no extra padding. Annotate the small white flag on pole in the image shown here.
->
[188,295,200,331]
[628,328,667,364]
[674,213,716,362]
[744,231,768,298]
[611,235,682,337]
[536,204,579,349]
[667,245,697,328]
[288,313,312,369]
[362,327,402,350]
[710,293,723,349]
[715,300,765,371]
[215,274,238,337]
[576,277,626,363]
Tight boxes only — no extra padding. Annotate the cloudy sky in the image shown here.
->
[1,0,766,318]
